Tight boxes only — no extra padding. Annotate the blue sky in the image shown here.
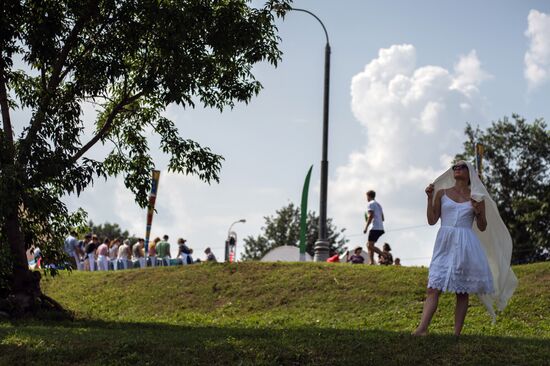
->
[56,1,550,264]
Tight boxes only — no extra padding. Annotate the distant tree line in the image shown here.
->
[84,221,138,243]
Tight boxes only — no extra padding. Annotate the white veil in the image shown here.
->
[432,161,517,322]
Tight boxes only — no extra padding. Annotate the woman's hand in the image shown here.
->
[471,199,487,231]
[425,184,435,198]
[471,199,485,216]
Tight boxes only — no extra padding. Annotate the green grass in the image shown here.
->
[1,262,549,365]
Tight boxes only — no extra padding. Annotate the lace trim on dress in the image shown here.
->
[428,277,494,295]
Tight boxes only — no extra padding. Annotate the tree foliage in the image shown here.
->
[86,221,136,242]
[0,0,291,306]
[241,203,348,261]
[456,114,550,263]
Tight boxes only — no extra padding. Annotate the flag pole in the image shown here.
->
[145,170,161,265]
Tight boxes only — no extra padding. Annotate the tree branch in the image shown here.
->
[18,1,98,165]
[58,12,112,82]
[107,136,126,157]
[70,92,144,163]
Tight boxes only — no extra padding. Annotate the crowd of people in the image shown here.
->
[326,243,400,266]
[62,231,217,271]
[28,189,394,271]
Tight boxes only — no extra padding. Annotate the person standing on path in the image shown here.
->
[363,190,386,265]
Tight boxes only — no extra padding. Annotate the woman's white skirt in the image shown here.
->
[428,226,494,294]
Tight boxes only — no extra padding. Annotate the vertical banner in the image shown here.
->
[144,170,161,255]
[299,165,313,262]
[475,143,484,181]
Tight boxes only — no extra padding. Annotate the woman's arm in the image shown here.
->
[426,184,442,225]
[472,200,487,231]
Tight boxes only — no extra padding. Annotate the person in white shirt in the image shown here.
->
[363,190,386,265]
[96,238,110,271]
[117,239,131,269]
[132,238,146,268]
[64,231,84,270]
[109,238,120,270]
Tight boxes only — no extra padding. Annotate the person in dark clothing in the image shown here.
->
[204,247,217,262]
[177,238,193,265]
[347,246,365,264]
[379,243,394,265]
[84,235,99,271]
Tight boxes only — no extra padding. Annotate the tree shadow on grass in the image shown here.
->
[0,319,548,365]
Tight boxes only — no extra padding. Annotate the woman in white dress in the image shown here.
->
[413,161,494,336]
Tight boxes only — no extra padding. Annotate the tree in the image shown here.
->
[242,203,348,260]
[456,114,550,263]
[0,0,291,313]
[86,221,135,242]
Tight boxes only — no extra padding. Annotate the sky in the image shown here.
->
[14,1,550,265]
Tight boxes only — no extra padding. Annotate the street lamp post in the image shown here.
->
[292,8,331,262]
[226,219,246,262]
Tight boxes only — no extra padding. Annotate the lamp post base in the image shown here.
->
[313,240,329,262]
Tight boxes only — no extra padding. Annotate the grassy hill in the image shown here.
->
[1,262,549,365]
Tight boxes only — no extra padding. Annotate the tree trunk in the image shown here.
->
[4,211,42,314]
[1,61,43,315]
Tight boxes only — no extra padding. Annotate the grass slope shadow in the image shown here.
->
[1,318,549,366]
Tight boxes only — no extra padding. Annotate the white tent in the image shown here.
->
[260,245,313,262]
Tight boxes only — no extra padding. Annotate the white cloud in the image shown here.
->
[330,44,489,266]
[418,101,444,133]
[451,50,492,97]
[524,10,550,90]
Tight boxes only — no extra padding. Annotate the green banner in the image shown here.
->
[299,165,313,261]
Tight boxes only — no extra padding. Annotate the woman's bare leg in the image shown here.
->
[454,293,469,336]
[413,288,441,336]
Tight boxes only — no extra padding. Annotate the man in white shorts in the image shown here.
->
[363,190,386,265]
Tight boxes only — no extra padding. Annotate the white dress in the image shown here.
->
[428,192,494,294]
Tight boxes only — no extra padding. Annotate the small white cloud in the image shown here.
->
[524,10,550,90]
[451,50,492,97]
[460,103,471,111]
